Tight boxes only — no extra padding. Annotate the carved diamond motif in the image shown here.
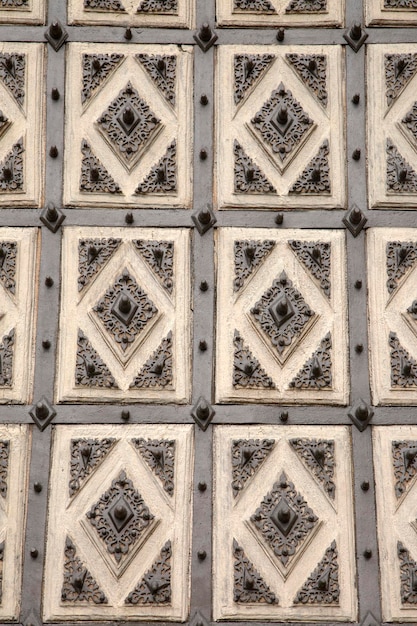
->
[96,82,162,171]
[250,270,315,361]
[250,82,314,171]
[92,269,158,355]
[250,471,319,569]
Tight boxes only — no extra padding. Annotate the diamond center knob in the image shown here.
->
[269,498,298,537]
[111,292,138,327]
[268,294,294,329]
[118,105,140,136]
[108,496,134,533]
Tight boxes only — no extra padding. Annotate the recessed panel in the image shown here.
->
[217,0,344,27]
[366,0,417,25]
[68,0,194,28]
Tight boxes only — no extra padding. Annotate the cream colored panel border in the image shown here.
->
[216,228,349,404]
[56,227,191,403]
[0,43,45,207]
[64,43,193,208]
[367,228,417,405]
[0,0,45,24]
[43,424,193,621]
[213,425,356,622]
[68,0,194,27]
[217,0,344,27]
[0,228,38,404]
[215,45,345,210]
[373,426,417,621]
[366,0,417,25]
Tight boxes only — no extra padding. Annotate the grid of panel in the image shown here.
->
[0,0,417,625]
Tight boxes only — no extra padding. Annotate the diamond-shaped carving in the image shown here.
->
[92,269,158,355]
[86,470,155,565]
[250,270,315,362]
[96,81,162,171]
[250,471,319,569]
[250,82,314,171]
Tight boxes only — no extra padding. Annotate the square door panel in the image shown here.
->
[373,426,417,622]
[56,227,191,403]
[213,425,357,622]
[0,228,38,404]
[216,0,344,27]
[366,0,417,25]
[367,228,417,405]
[215,45,345,210]
[0,43,45,207]
[0,0,45,24]
[64,43,193,209]
[368,44,417,209]
[215,228,349,404]
[68,0,194,28]
[43,424,193,621]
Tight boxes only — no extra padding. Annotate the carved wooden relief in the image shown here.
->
[213,426,356,621]
[367,45,417,208]
[217,0,343,27]
[366,0,417,25]
[373,426,417,621]
[0,425,30,620]
[43,424,193,621]
[215,45,345,210]
[216,228,348,404]
[0,43,44,206]
[64,43,193,208]
[68,0,194,27]
[367,228,417,404]
[56,227,191,403]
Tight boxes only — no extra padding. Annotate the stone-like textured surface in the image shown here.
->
[0,0,45,23]
[0,425,30,620]
[216,228,348,404]
[217,0,343,26]
[366,0,417,25]
[367,45,417,208]
[373,426,417,621]
[68,0,193,27]
[213,426,356,621]
[367,228,417,404]
[56,227,191,403]
[0,44,44,206]
[43,424,193,621]
[64,43,193,209]
[216,45,345,210]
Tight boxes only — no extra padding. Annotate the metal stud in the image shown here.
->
[29,396,56,431]
[352,149,361,161]
[343,22,368,52]
[30,548,38,559]
[124,28,132,40]
[200,149,208,161]
[192,206,216,235]
[279,411,288,422]
[361,481,369,492]
[200,280,208,292]
[276,27,285,42]
[352,93,360,105]
[343,205,367,237]
[275,213,284,225]
[49,145,58,158]
[34,482,42,493]
[51,88,60,101]
[355,280,362,289]
[355,344,363,354]
[198,482,207,492]
[348,398,374,431]
[363,548,372,559]
[200,94,208,105]
[45,20,68,51]
[191,396,215,431]
[121,410,130,421]
[42,340,51,350]
[45,276,54,288]
[194,23,218,52]
[199,340,207,352]
[40,203,66,233]
[125,212,134,224]
[197,550,207,560]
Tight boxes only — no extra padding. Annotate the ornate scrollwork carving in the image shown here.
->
[233,331,275,389]
[69,438,117,497]
[233,540,277,604]
[135,141,177,194]
[0,139,24,192]
[125,541,172,604]
[251,83,314,165]
[0,241,17,295]
[289,438,335,500]
[250,270,315,357]
[136,54,176,105]
[402,102,417,146]
[0,0,29,5]
[81,54,124,104]
[285,0,327,12]
[384,0,417,5]
[0,441,9,498]
[96,82,161,170]
[78,236,122,292]
[289,240,331,297]
[386,139,417,193]
[84,0,125,11]
[289,333,332,389]
[233,0,276,11]
[234,238,275,292]
[0,54,25,106]
[75,330,117,388]
[234,54,275,106]
[0,329,14,388]
[129,333,173,389]
[133,240,174,294]
[61,537,107,604]
[294,541,339,605]
[286,54,327,107]
[392,440,417,499]
[132,438,175,495]
[233,141,276,194]
[398,541,417,604]
[137,0,178,12]
[250,471,319,567]
[389,332,417,388]
[93,269,158,352]
[231,438,275,497]
[289,140,331,195]
[386,240,417,294]
[385,53,417,109]
[86,470,154,564]
[80,140,122,194]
